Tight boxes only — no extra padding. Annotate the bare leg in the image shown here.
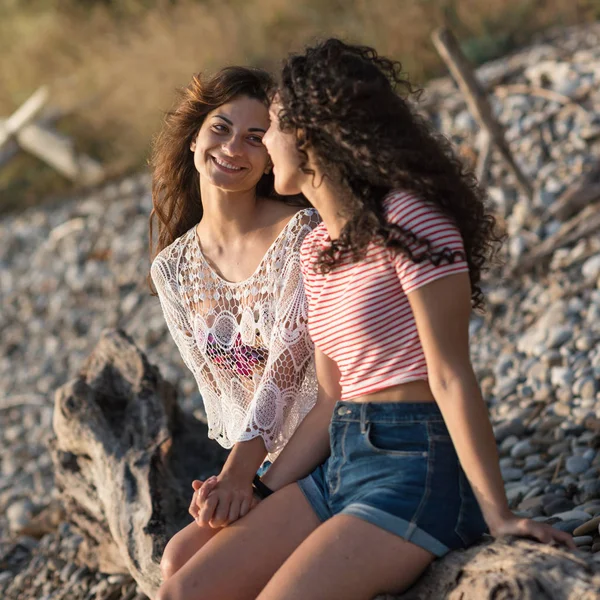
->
[257,514,436,600]
[155,483,321,600]
[160,520,220,580]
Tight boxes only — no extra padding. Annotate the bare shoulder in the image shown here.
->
[258,197,311,231]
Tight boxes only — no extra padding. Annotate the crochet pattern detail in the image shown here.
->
[151,208,320,459]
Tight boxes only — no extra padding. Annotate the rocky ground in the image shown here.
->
[2,22,600,600]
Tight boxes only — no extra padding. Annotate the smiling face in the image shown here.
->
[262,99,306,196]
[191,95,270,193]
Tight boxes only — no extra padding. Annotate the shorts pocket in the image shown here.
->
[363,421,429,457]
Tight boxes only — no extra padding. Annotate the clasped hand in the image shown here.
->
[188,475,259,529]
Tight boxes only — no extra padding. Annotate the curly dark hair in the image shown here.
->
[277,39,504,310]
[148,66,307,292]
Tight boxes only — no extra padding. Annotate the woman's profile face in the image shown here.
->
[262,99,305,196]
[191,95,270,193]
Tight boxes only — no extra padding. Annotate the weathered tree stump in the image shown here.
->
[394,537,600,600]
[49,329,227,598]
[50,329,600,599]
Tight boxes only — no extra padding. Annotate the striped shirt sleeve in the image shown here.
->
[386,191,469,294]
[299,227,321,304]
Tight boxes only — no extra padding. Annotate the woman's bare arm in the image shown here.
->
[197,347,340,524]
[260,347,341,491]
[196,436,268,527]
[407,272,575,548]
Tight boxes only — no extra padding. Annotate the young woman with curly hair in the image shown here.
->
[155,43,574,600]
[149,66,320,583]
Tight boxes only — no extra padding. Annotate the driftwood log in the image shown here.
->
[51,329,600,599]
[0,86,105,184]
[546,160,600,222]
[431,27,533,199]
[0,86,49,149]
[396,537,600,600]
[49,329,227,598]
[508,159,600,276]
[513,203,600,274]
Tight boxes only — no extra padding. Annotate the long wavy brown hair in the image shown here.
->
[277,39,504,310]
[149,66,305,291]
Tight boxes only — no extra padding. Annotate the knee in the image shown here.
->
[160,556,175,582]
[155,579,180,600]
[160,543,184,581]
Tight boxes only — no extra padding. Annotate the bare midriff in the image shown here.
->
[351,379,436,404]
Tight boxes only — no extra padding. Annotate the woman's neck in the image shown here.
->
[300,174,348,240]
[198,178,260,240]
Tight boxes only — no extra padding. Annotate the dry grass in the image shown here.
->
[0,0,598,211]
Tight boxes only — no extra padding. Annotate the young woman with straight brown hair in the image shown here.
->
[149,66,319,582]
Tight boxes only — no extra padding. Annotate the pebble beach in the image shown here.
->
[2,22,600,599]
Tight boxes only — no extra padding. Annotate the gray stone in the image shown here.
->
[501,467,524,482]
[6,497,34,532]
[509,236,528,261]
[580,501,600,515]
[523,485,544,501]
[575,333,594,352]
[552,519,587,534]
[566,455,591,475]
[544,497,575,516]
[523,455,545,472]
[573,377,599,399]
[511,439,536,459]
[495,376,520,398]
[494,419,526,443]
[500,435,520,453]
[16,535,39,552]
[553,510,593,522]
[551,366,575,388]
[581,480,600,502]
[60,562,77,582]
[581,466,599,480]
[518,496,544,515]
[574,535,594,546]
[582,255,600,280]
[548,328,573,351]
[507,485,531,506]
[519,384,535,399]
[0,572,12,585]
[548,440,570,456]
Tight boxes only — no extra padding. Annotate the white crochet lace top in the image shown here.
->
[151,208,320,460]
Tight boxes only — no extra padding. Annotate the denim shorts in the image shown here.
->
[297,401,487,557]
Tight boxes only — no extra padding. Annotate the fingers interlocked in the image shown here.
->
[189,476,255,529]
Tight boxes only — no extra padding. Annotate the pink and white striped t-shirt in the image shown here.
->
[299,190,469,401]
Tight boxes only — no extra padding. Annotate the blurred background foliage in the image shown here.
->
[1,0,600,211]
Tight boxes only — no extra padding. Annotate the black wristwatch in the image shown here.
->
[252,475,274,500]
